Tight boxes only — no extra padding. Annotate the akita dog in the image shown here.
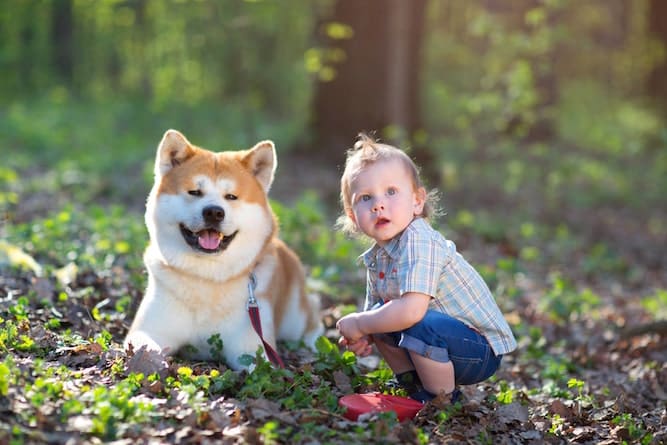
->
[124,129,322,370]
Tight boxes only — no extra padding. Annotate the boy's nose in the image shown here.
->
[372,201,384,212]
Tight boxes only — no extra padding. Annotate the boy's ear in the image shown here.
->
[347,209,357,225]
[414,187,427,216]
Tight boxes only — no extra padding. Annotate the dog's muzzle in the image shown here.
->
[180,205,238,253]
[179,225,238,253]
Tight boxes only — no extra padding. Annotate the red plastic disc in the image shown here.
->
[338,393,424,421]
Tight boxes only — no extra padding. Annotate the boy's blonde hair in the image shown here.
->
[337,132,439,235]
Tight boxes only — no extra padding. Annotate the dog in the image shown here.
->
[124,129,322,370]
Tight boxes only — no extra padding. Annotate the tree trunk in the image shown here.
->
[311,0,427,158]
[648,0,667,107]
[51,0,74,85]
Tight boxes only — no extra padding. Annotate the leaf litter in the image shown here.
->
[1,215,666,444]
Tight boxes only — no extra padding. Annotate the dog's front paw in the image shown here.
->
[124,330,164,354]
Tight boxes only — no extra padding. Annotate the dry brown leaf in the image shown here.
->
[496,401,529,424]
[549,399,573,420]
[125,345,169,378]
[333,370,352,393]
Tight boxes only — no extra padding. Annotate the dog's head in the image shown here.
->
[145,129,278,278]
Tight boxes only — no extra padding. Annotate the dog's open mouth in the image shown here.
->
[179,224,238,253]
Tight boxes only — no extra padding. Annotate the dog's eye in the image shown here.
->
[225,194,238,201]
[188,190,203,197]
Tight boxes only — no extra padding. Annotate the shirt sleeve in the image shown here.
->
[398,228,451,298]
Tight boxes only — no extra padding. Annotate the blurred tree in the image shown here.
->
[310,0,428,158]
[51,0,73,85]
[648,0,667,104]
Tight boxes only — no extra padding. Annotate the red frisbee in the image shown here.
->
[339,393,424,421]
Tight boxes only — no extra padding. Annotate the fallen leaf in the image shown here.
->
[572,426,596,441]
[246,398,281,420]
[333,370,352,393]
[125,346,169,378]
[496,402,529,424]
[519,429,542,440]
[549,399,573,420]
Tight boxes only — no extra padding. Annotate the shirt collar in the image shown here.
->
[360,244,380,267]
[360,218,424,266]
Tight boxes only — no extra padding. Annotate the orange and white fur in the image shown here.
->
[125,129,322,370]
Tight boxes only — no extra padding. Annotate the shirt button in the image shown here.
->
[379,272,385,279]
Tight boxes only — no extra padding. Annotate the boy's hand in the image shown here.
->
[338,336,373,356]
[336,313,365,342]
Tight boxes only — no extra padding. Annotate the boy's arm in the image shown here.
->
[337,292,430,341]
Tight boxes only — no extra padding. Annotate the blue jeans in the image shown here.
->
[376,310,502,385]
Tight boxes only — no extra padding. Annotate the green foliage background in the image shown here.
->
[1,0,665,225]
[423,1,666,220]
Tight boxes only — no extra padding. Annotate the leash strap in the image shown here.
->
[247,273,285,368]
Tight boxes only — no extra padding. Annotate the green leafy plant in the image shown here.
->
[206,333,225,363]
[6,205,146,272]
[258,420,281,445]
[86,375,152,440]
[566,378,594,415]
[581,243,627,276]
[0,166,19,213]
[0,357,14,396]
[237,349,295,400]
[208,368,242,396]
[524,325,547,359]
[611,413,653,444]
[549,413,565,436]
[0,318,19,352]
[641,289,667,320]
[495,380,517,405]
[539,273,601,324]
[313,336,361,383]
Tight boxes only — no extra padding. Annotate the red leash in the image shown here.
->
[247,273,285,368]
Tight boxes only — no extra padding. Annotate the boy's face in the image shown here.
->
[348,158,425,246]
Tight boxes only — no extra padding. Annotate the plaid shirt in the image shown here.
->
[361,217,517,355]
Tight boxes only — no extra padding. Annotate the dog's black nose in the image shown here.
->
[203,205,225,225]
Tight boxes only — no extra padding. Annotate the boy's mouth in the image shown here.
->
[375,217,390,227]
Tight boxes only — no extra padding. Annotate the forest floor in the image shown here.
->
[1,153,666,444]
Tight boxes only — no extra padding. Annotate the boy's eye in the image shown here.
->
[225,194,238,201]
[188,190,203,197]
[361,195,371,202]
[387,187,397,196]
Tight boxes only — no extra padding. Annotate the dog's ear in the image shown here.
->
[243,141,276,192]
[155,129,196,177]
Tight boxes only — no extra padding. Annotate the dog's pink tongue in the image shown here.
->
[198,230,221,250]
